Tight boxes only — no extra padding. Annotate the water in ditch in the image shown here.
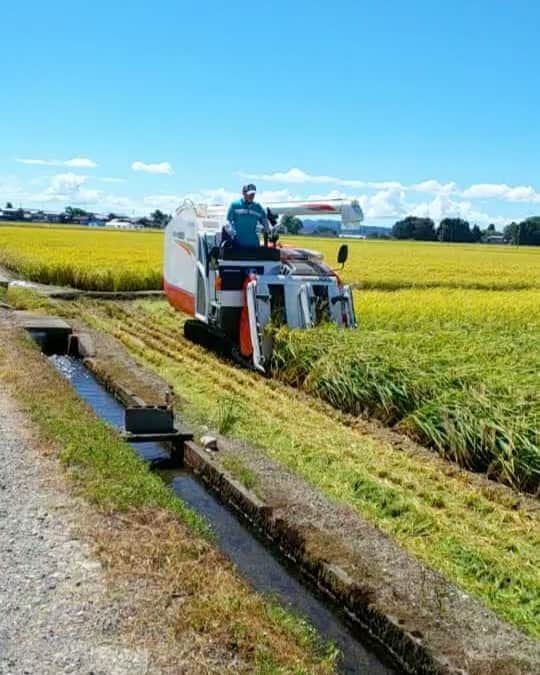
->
[50,354,396,674]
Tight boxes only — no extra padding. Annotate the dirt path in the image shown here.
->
[0,381,149,675]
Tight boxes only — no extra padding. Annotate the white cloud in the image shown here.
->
[238,167,392,189]
[143,188,300,212]
[258,189,299,203]
[131,161,174,175]
[411,179,457,194]
[64,157,97,168]
[26,172,103,205]
[47,172,86,194]
[242,168,461,196]
[462,183,509,199]
[504,186,540,202]
[16,157,97,168]
[364,181,405,190]
[306,189,351,201]
[239,167,540,206]
[99,177,126,183]
[360,187,408,219]
[462,183,540,203]
[143,194,183,210]
[239,168,333,184]
[409,194,508,226]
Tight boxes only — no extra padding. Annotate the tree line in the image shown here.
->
[391,216,540,245]
[2,202,172,229]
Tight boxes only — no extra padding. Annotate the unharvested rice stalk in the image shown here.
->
[271,289,540,494]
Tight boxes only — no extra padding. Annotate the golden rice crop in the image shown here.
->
[272,288,540,492]
[287,235,540,290]
[0,225,163,291]
[1,224,540,291]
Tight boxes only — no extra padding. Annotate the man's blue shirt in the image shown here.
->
[226,199,268,247]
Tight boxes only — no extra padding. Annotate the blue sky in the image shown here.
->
[1,0,539,226]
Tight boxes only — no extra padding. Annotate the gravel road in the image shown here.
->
[0,380,149,675]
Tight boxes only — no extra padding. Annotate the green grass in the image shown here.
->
[222,455,260,492]
[1,327,205,534]
[66,297,540,639]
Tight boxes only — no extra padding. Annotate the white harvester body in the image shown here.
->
[163,199,361,371]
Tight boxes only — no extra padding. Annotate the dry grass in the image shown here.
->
[96,509,335,673]
[0,321,337,673]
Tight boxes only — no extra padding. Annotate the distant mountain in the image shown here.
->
[300,219,391,236]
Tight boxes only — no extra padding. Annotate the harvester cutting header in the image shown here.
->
[164,184,362,371]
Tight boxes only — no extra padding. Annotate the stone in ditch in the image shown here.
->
[201,435,218,452]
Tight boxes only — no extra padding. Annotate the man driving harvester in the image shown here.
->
[222,184,278,359]
[224,184,272,248]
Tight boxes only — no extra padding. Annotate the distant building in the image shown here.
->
[108,218,141,230]
[485,234,506,244]
[0,208,22,221]
[87,216,107,227]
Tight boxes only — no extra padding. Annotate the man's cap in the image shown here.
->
[242,183,257,195]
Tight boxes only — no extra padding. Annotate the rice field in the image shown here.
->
[33,295,536,639]
[1,224,539,291]
[273,288,540,492]
[1,223,539,490]
[0,225,162,290]
[301,235,540,290]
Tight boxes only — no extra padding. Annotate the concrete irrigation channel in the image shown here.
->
[15,311,395,674]
[4,303,540,675]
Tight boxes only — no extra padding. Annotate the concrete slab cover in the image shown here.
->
[13,312,72,332]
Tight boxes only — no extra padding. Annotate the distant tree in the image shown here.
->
[5,201,13,209]
[314,224,338,237]
[437,218,472,243]
[150,209,171,228]
[504,222,517,243]
[107,212,117,220]
[504,217,540,246]
[487,223,496,233]
[470,224,482,242]
[279,214,303,235]
[63,206,88,222]
[391,216,436,241]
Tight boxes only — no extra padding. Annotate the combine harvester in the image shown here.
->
[163,199,362,372]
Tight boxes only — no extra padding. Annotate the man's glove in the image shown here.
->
[269,226,280,244]
[222,223,236,243]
